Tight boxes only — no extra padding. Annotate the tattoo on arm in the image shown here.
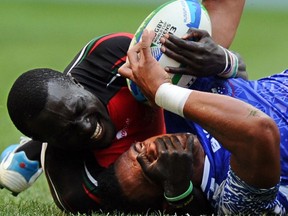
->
[248,109,259,117]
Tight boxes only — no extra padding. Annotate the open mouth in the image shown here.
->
[134,142,143,153]
[90,121,103,140]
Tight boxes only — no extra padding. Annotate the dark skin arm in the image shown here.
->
[161,28,248,79]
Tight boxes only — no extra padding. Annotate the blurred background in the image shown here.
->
[0,0,287,214]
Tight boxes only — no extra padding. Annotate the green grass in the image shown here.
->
[231,8,288,79]
[0,2,287,215]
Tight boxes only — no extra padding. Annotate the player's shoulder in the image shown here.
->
[89,32,133,47]
[83,32,133,57]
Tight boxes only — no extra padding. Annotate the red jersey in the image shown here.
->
[64,32,165,167]
[95,87,165,167]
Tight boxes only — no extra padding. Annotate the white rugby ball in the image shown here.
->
[127,0,212,102]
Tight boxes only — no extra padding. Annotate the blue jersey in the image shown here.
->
[165,70,288,214]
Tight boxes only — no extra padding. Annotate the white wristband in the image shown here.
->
[218,45,229,74]
[155,83,192,117]
[218,48,239,78]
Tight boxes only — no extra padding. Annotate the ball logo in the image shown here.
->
[153,20,177,45]
[127,0,211,103]
[184,0,201,29]
[150,47,162,61]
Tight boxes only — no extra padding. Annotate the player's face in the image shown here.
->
[114,133,205,201]
[30,77,116,150]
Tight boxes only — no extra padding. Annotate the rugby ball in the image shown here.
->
[127,0,212,102]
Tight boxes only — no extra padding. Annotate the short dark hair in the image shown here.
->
[7,68,71,139]
[97,164,164,214]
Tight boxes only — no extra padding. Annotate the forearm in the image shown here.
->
[183,91,263,147]
[202,0,245,48]
[156,84,280,186]
[155,83,262,147]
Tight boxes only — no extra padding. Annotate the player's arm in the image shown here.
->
[161,28,247,79]
[182,91,280,188]
[119,29,280,189]
[202,0,246,48]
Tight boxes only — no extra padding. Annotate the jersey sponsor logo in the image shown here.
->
[116,129,128,140]
[203,129,221,153]
[205,79,234,97]
[116,118,130,140]
[211,137,221,153]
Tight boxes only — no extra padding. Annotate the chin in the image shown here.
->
[87,137,113,150]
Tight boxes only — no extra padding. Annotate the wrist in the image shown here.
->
[164,181,194,208]
[155,83,192,117]
[163,179,189,197]
[218,45,239,78]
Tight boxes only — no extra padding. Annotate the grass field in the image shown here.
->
[0,1,287,215]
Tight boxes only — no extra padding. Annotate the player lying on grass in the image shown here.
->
[4,32,166,214]
[1,30,246,214]
[0,0,246,199]
[1,2,247,214]
[4,27,287,215]
[2,31,244,214]
[115,28,288,214]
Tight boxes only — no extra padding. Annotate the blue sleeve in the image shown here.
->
[213,167,285,215]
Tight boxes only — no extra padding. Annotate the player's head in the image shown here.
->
[96,134,168,213]
[96,163,163,214]
[7,68,116,150]
[98,133,210,214]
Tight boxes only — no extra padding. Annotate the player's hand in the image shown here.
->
[119,29,171,104]
[160,28,226,77]
[137,134,194,197]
